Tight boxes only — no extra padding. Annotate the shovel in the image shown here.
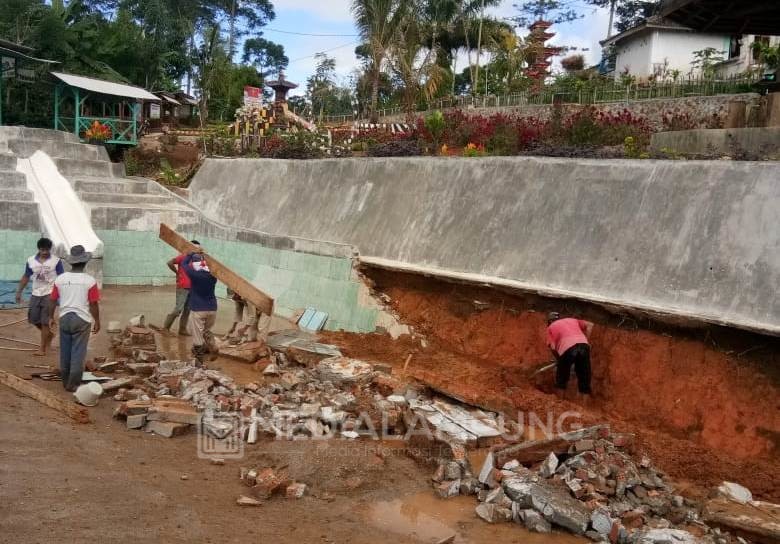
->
[531,361,558,376]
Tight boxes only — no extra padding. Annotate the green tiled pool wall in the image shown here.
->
[0,229,378,332]
[97,230,378,332]
[0,230,44,281]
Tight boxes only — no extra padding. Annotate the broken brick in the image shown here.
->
[286,482,307,499]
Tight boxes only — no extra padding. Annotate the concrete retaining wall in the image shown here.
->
[380,93,762,132]
[189,157,780,335]
[651,127,780,157]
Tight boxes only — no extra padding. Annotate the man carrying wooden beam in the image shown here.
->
[181,250,217,364]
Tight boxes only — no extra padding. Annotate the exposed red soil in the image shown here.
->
[321,269,780,502]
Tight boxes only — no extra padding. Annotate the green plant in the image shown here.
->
[159,159,180,185]
[623,136,649,159]
[752,42,780,70]
[691,47,726,79]
[424,110,445,154]
[657,147,684,160]
[124,150,140,176]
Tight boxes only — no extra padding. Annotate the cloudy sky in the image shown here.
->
[263,0,613,94]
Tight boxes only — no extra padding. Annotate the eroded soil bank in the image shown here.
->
[324,268,780,501]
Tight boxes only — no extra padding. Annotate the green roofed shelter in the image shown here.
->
[51,71,159,145]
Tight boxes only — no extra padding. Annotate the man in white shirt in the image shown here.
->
[51,246,101,392]
[15,237,64,356]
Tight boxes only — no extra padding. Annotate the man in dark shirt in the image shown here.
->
[181,251,217,364]
[163,239,201,336]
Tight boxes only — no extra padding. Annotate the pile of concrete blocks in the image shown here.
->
[115,397,199,437]
[104,334,427,443]
[236,466,307,505]
[109,324,157,358]
[472,427,722,544]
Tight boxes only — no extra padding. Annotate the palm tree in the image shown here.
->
[390,15,447,119]
[351,0,410,122]
[418,0,503,95]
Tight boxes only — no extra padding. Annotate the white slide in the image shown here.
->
[285,110,317,132]
[16,150,104,259]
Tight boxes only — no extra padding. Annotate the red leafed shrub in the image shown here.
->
[563,107,651,147]
[258,134,286,157]
[413,106,650,156]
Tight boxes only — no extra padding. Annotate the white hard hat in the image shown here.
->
[74,381,103,407]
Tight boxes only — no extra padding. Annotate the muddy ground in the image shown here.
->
[0,286,585,544]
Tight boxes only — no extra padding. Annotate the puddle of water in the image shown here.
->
[364,491,586,544]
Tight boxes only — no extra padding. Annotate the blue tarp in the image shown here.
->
[0,280,29,309]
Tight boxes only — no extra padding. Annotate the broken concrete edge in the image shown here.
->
[358,257,780,337]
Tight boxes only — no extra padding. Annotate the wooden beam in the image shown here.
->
[0,369,90,424]
[158,223,274,316]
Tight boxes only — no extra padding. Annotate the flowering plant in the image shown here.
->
[462,143,485,157]
[84,121,112,142]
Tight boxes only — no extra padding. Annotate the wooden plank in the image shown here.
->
[159,224,274,316]
[0,369,90,424]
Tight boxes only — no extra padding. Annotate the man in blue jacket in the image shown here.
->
[181,251,217,364]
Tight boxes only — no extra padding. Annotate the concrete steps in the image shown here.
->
[73,176,151,194]
[6,139,107,161]
[0,128,201,233]
[0,126,80,143]
[87,202,201,231]
[0,155,37,218]
[0,154,17,170]
[77,191,175,206]
[54,157,125,178]
[0,200,40,230]
[0,189,33,201]
[0,171,27,190]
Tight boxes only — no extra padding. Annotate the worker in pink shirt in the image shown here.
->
[546,312,594,402]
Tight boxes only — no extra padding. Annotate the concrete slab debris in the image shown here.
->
[518,508,552,533]
[528,482,590,534]
[539,452,559,478]
[632,528,705,544]
[315,357,374,385]
[702,498,780,543]
[435,479,461,499]
[236,496,262,507]
[145,420,190,438]
[476,503,512,523]
[126,414,146,429]
[218,340,269,363]
[101,376,136,393]
[286,483,307,499]
[716,482,753,505]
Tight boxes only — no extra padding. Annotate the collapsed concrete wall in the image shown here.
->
[189,157,780,335]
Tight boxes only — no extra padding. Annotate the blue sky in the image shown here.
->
[264,0,613,96]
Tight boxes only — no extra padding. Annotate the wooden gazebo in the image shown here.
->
[51,72,159,145]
